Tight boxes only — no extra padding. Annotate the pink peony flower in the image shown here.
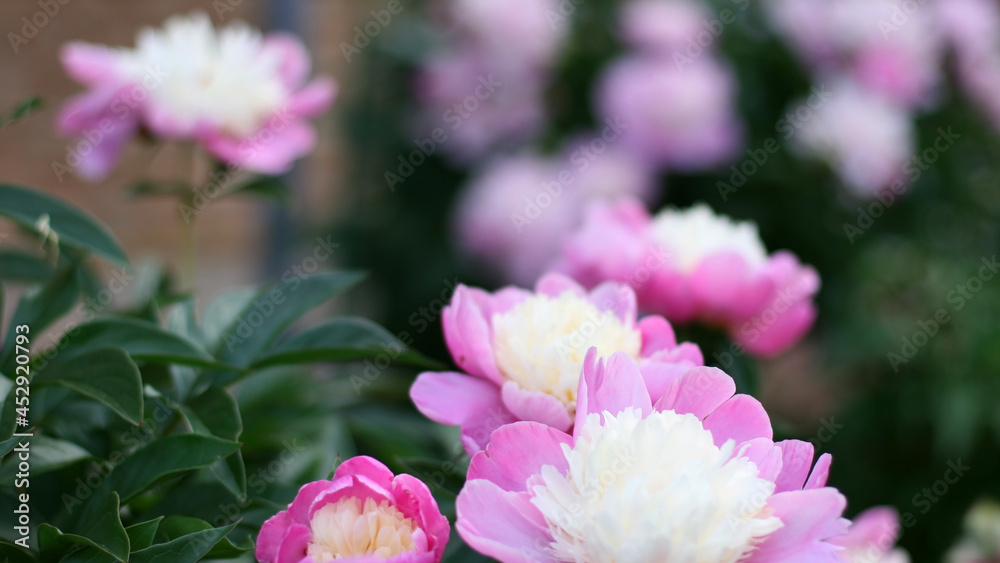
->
[456,349,850,562]
[596,54,743,171]
[450,0,568,68]
[619,0,714,54]
[557,199,820,357]
[57,12,335,180]
[832,507,910,563]
[256,456,450,563]
[409,273,702,454]
[452,146,654,285]
[792,79,914,198]
[764,0,944,108]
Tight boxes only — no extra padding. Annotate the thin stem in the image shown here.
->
[180,146,207,291]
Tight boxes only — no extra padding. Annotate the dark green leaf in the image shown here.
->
[199,287,259,352]
[205,271,366,386]
[0,185,127,265]
[1,264,79,371]
[99,434,240,504]
[39,493,129,561]
[125,518,163,551]
[126,180,190,199]
[0,539,36,563]
[41,317,233,370]
[0,95,42,130]
[226,176,290,203]
[0,435,91,481]
[183,386,246,500]
[250,316,443,370]
[34,348,142,426]
[130,521,238,563]
[0,250,53,282]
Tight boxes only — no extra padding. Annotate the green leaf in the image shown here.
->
[1,263,80,371]
[152,516,253,558]
[0,539,36,563]
[34,348,142,426]
[125,518,163,551]
[41,317,234,370]
[98,434,240,504]
[126,180,190,199]
[0,95,42,130]
[250,316,443,370]
[183,386,246,500]
[0,250,53,282]
[0,185,127,265]
[130,521,238,563]
[206,271,366,385]
[39,493,129,562]
[59,548,117,563]
[200,287,259,352]
[0,435,91,481]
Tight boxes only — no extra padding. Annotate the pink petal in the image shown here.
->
[702,394,773,447]
[773,440,816,493]
[467,421,572,492]
[831,506,901,551]
[275,523,311,563]
[288,77,337,118]
[749,488,849,562]
[410,372,513,454]
[333,455,395,490]
[256,510,291,562]
[456,480,554,563]
[501,382,573,432]
[310,473,394,519]
[60,42,122,86]
[288,480,335,524]
[202,118,316,175]
[735,438,784,482]
[653,366,735,418]
[804,453,833,490]
[261,33,312,88]
[575,349,651,431]
[441,285,503,384]
[637,315,678,355]
[587,281,637,323]
[535,272,587,298]
[391,474,451,559]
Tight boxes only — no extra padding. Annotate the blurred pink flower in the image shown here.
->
[937,0,1000,134]
[620,0,714,54]
[793,80,914,198]
[557,199,820,357]
[415,50,547,164]
[57,12,335,180]
[765,0,944,108]
[409,273,702,454]
[456,350,849,562]
[832,507,911,563]
[256,456,450,563]
[450,0,568,68]
[596,54,743,171]
[453,146,654,285]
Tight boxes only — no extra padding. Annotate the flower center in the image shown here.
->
[492,292,642,410]
[118,13,287,137]
[530,408,783,563]
[307,497,417,561]
[651,204,768,274]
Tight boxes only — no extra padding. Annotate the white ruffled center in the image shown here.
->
[651,203,768,274]
[531,408,783,563]
[492,292,641,410]
[116,12,287,136]
[307,497,417,560]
